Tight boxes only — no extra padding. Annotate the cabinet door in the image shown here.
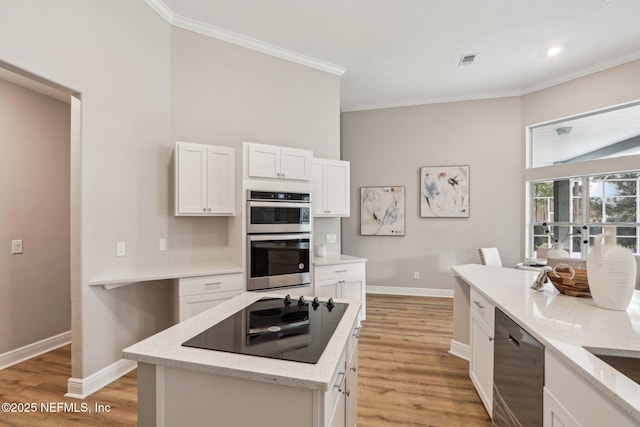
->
[312,160,328,216]
[326,160,350,216]
[345,343,358,427]
[248,143,280,179]
[316,279,339,299]
[341,279,364,323]
[206,146,235,215]
[280,147,312,181]
[543,388,580,427]
[470,311,493,414]
[178,290,241,322]
[176,142,208,215]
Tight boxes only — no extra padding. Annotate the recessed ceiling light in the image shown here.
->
[547,47,562,56]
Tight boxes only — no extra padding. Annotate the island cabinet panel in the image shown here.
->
[469,288,494,415]
[544,351,637,427]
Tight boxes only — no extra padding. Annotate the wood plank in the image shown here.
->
[0,294,490,426]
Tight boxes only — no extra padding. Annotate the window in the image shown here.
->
[528,172,640,258]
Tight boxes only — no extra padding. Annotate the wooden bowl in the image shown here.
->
[548,266,591,297]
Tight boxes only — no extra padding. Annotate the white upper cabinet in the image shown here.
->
[247,142,312,181]
[312,158,350,217]
[175,141,235,216]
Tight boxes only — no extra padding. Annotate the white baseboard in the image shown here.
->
[0,331,71,370]
[449,339,470,361]
[66,358,137,399]
[366,285,454,298]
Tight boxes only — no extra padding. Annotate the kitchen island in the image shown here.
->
[123,291,360,427]
[452,264,640,426]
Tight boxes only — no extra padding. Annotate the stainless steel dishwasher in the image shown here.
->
[492,308,544,427]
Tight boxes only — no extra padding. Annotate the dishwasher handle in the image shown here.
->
[508,334,520,348]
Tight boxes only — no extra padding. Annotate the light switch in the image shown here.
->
[326,234,337,243]
[159,238,167,251]
[11,240,23,254]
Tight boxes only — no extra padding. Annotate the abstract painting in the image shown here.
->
[420,166,469,217]
[360,186,405,236]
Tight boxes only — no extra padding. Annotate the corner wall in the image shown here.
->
[341,97,522,291]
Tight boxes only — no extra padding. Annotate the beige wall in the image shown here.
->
[341,97,523,290]
[0,78,70,353]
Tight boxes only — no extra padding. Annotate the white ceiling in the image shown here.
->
[153,0,640,112]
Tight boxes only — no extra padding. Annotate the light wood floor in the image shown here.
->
[0,295,490,427]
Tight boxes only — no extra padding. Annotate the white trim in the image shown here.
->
[448,339,470,361]
[156,365,166,427]
[65,359,137,399]
[366,285,453,298]
[0,331,71,370]
[143,0,346,77]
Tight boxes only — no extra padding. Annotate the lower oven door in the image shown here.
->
[247,233,311,291]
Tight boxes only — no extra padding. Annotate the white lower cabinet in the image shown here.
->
[469,288,494,415]
[544,351,637,427]
[314,261,366,324]
[543,388,580,427]
[173,273,243,322]
[327,324,359,427]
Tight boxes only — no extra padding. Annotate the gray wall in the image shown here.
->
[0,78,70,353]
[341,98,523,290]
[0,0,341,383]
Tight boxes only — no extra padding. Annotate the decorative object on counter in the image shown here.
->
[547,264,591,297]
[546,243,570,259]
[420,165,469,217]
[360,186,405,235]
[530,266,552,290]
[587,233,637,310]
[540,222,577,259]
[315,243,327,257]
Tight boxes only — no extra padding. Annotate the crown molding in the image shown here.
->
[143,0,346,76]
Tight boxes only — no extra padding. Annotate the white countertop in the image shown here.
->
[452,264,640,422]
[89,261,243,289]
[313,254,367,265]
[122,291,361,391]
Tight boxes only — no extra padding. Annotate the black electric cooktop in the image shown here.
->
[182,296,348,364]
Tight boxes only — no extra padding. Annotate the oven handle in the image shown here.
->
[248,233,311,242]
[247,201,311,209]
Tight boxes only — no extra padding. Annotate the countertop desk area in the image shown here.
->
[452,264,640,425]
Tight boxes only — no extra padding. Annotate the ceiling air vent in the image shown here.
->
[458,54,477,66]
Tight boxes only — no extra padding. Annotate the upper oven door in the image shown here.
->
[247,201,311,233]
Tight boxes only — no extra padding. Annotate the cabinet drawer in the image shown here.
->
[470,288,495,329]
[315,262,365,281]
[177,273,243,297]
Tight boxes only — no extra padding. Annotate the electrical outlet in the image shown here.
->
[326,234,337,243]
[11,240,23,254]
[414,271,420,280]
[159,238,167,251]
[117,241,126,257]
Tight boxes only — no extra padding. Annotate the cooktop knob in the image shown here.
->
[312,297,320,310]
[284,295,292,306]
[297,296,305,308]
[327,297,335,311]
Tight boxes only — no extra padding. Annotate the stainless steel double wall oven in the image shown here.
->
[246,191,311,291]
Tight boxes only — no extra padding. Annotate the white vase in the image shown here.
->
[587,233,637,311]
[546,243,569,259]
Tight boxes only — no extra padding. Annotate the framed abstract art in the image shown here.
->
[420,166,469,218]
[360,186,405,235]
